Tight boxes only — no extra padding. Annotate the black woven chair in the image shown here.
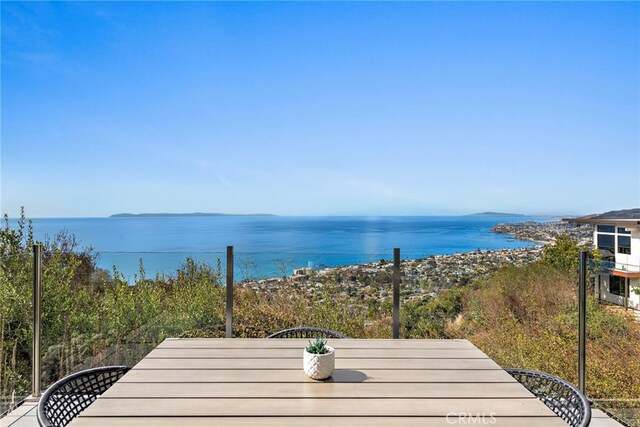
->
[506,369,591,427]
[268,327,347,339]
[37,366,130,427]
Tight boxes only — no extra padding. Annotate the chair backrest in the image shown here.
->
[506,368,591,427]
[267,327,347,339]
[37,366,130,427]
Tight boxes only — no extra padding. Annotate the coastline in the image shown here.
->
[492,220,593,245]
[241,246,544,301]
[239,220,594,302]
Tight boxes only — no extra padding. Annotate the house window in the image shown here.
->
[609,276,627,297]
[597,225,615,233]
[617,227,631,235]
[618,235,631,254]
[597,234,615,253]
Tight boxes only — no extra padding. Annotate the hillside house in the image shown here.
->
[565,209,640,310]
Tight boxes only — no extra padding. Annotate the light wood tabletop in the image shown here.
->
[70,338,567,426]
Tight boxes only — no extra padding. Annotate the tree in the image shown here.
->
[541,234,599,272]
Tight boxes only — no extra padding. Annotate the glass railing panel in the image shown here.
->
[398,248,541,339]
[230,251,395,338]
[39,251,227,392]
[0,252,34,416]
[591,258,640,274]
[394,250,638,426]
[587,291,640,427]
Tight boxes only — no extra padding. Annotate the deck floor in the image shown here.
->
[1,338,629,427]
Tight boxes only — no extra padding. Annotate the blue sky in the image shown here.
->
[1,1,638,218]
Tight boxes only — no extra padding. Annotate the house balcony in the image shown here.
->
[592,259,640,279]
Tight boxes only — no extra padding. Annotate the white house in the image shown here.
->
[565,209,640,310]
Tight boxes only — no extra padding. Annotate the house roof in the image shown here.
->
[563,208,640,228]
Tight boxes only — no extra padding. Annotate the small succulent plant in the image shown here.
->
[305,337,330,355]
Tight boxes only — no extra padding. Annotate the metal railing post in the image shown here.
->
[32,244,42,398]
[392,248,400,339]
[226,246,234,338]
[578,251,587,395]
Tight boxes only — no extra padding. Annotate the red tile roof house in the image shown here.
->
[565,208,640,311]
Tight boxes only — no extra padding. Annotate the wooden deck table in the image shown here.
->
[70,338,567,426]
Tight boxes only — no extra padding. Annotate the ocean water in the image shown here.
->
[11,215,549,280]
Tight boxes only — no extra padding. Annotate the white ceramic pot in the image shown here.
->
[303,346,335,380]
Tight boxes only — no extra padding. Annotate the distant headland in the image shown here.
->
[467,212,526,217]
[109,212,275,218]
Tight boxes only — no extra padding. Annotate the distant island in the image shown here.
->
[109,212,275,218]
[467,212,526,217]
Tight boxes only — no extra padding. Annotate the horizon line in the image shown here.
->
[3,213,569,220]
